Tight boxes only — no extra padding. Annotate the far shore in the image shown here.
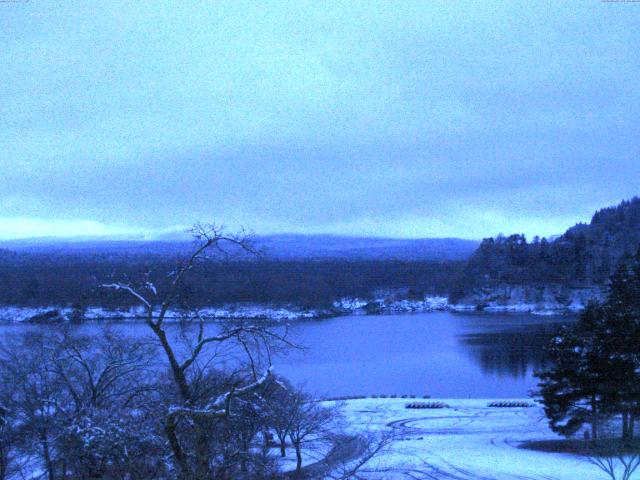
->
[0,297,582,324]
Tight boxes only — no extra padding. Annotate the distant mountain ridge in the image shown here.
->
[255,234,478,260]
[0,234,479,261]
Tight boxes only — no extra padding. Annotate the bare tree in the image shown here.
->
[0,328,164,480]
[103,224,295,479]
[589,453,640,480]
[322,430,395,480]
[587,437,640,480]
[286,392,338,476]
[53,329,162,479]
[0,403,16,480]
[53,328,156,412]
[263,376,296,458]
[0,331,68,480]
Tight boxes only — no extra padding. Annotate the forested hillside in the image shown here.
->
[451,197,640,301]
[3,198,638,310]
[0,249,462,309]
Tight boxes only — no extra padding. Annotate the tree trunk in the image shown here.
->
[623,411,629,441]
[295,442,303,474]
[630,413,636,440]
[152,323,198,479]
[0,444,7,480]
[277,432,287,457]
[151,325,191,401]
[165,416,191,480]
[591,395,599,445]
[40,431,55,480]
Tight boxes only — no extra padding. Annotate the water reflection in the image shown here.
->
[456,318,571,379]
[275,312,578,398]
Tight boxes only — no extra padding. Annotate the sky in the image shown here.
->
[1,1,639,240]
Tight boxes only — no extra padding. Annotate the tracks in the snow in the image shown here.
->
[383,407,553,480]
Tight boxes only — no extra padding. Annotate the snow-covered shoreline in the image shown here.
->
[450,283,602,316]
[0,304,330,323]
[448,302,582,315]
[0,294,451,323]
[0,291,585,323]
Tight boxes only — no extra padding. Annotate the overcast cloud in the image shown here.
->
[1,1,639,240]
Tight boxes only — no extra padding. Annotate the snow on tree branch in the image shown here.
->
[168,366,274,419]
[101,283,152,310]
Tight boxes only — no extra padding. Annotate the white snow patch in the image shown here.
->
[0,304,326,323]
[327,398,608,479]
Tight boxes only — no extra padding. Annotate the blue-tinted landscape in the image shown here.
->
[1,1,639,478]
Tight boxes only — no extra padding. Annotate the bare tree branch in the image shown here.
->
[101,283,152,311]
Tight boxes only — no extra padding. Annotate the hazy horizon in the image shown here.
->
[0,197,633,242]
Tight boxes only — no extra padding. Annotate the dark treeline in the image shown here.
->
[451,197,640,301]
[0,249,463,308]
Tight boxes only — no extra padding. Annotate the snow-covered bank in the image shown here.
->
[0,304,334,323]
[0,284,601,323]
[332,398,607,479]
[451,283,603,316]
[332,295,448,315]
[0,287,588,323]
[0,295,451,323]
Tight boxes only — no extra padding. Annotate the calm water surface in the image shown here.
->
[278,311,572,398]
[0,311,573,398]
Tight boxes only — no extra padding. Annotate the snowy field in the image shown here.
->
[332,398,610,480]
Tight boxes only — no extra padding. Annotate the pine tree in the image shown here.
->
[600,248,640,442]
[536,246,640,444]
[536,305,610,441]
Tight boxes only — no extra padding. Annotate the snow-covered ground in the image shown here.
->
[331,398,608,479]
[274,441,332,473]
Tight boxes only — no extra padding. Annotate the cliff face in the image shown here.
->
[451,283,604,315]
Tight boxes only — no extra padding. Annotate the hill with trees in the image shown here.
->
[0,234,472,314]
[451,197,640,306]
[0,250,462,311]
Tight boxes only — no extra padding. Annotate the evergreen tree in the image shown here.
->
[536,247,640,443]
[599,249,640,441]
[536,305,610,441]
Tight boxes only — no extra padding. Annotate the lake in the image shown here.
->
[277,311,571,398]
[0,311,572,398]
